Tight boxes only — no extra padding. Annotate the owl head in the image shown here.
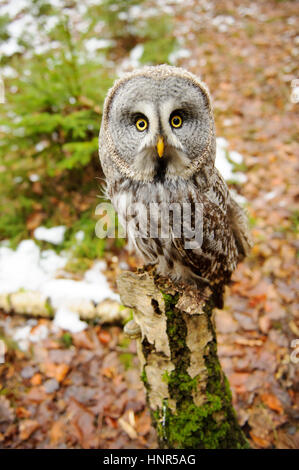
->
[99,64,215,182]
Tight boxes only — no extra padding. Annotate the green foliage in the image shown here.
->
[0,0,178,254]
[290,210,299,234]
[119,352,133,370]
[0,13,9,42]
[138,16,177,65]
[60,332,73,348]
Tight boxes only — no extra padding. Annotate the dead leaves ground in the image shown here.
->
[0,320,156,448]
[0,0,299,449]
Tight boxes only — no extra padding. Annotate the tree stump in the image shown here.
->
[117,268,249,449]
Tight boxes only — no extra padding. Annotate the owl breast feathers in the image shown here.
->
[99,64,252,287]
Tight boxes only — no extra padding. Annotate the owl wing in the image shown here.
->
[203,167,252,261]
[172,195,239,282]
[227,194,253,260]
[171,169,252,281]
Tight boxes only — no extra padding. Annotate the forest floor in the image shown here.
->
[0,0,298,449]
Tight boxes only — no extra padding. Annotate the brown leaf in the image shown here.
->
[261,393,284,414]
[42,362,70,382]
[67,398,98,449]
[0,396,14,423]
[49,419,65,446]
[19,419,39,441]
[16,407,31,419]
[136,410,152,436]
[98,330,111,345]
[249,431,271,448]
[26,386,49,403]
[104,416,118,429]
[101,366,116,379]
[32,181,43,195]
[275,430,299,449]
[26,212,45,231]
[118,417,137,440]
[72,331,95,350]
[215,310,238,333]
[30,373,42,386]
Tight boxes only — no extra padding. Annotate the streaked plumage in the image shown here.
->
[99,65,252,290]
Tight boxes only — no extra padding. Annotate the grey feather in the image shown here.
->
[99,64,252,288]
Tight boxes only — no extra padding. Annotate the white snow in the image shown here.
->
[34,226,66,245]
[264,190,278,201]
[117,44,144,75]
[85,38,114,52]
[130,44,144,63]
[0,240,63,293]
[53,308,87,333]
[75,230,85,242]
[0,0,28,17]
[29,174,40,182]
[12,322,49,351]
[40,262,119,311]
[211,15,235,33]
[169,48,191,65]
[215,138,247,184]
[0,235,120,338]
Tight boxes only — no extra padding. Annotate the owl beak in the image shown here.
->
[156,136,164,158]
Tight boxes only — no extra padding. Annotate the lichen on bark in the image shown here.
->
[117,269,249,449]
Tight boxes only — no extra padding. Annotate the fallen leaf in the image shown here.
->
[249,431,271,448]
[19,420,39,441]
[26,212,45,231]
[26,386,49,403]
[31,373,42,386]
[98,330,111,345]
[50,419,65,446]
[42,362,70,382]
[16,407,31,419]
[261,393,284,414]
[67,398,99,449]
[101,367,116,379]
[72,331,95,350]
[0,396,14,423]
[118,417,137,440]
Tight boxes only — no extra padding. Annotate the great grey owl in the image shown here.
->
[99,65,252,292]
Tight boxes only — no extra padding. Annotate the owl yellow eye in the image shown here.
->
[170,115,183,128]
[135,118,148,131]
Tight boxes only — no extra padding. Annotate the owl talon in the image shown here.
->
[124,319,141,339]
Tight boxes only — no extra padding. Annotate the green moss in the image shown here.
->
[141,367,148,386]
[119,352,133,370]
[146,290,249,449]
[45,298,54,319]
[60,332,73,348]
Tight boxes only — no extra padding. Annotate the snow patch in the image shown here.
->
[34,226,66,245]
[0,235,120,341]
[117,44,144,75]
[53,308,87,333]
[215,138,247,184]
[13,323,49,352]
[169,48,191,65]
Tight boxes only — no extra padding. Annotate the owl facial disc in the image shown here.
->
[101,65,216,182]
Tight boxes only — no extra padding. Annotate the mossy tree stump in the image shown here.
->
[117,269,249,449]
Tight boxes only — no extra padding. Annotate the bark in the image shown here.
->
[117,268,249,449]
[0,292,126,324]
